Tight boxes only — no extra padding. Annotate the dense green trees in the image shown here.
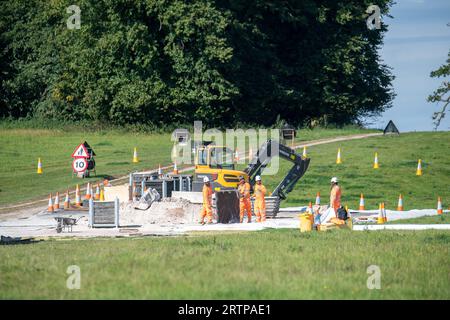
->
[0,0,394,127]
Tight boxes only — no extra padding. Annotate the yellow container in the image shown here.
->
[299,213,313,232]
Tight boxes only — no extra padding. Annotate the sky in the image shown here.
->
[367,0,450,132]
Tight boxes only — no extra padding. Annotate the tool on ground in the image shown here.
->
[75,184,82,206]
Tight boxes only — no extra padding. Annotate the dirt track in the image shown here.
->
[0,132,382,220]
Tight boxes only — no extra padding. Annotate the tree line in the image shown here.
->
[0,0,395,127]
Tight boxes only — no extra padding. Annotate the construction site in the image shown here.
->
[1,127,448,241]
[1,0,449,302]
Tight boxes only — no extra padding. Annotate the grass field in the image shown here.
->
[0,124,374,206]
[0,228,449,299]
[261,131,450,210]
[0,125,449,299]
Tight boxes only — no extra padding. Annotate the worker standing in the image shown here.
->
[200,177,213,224]
[253,175,267,222]
[330,177,342,217]
[238,176,252,223]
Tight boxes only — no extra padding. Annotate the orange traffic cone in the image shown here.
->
[94,184,100,200]
[359,193,365,210]
[173,163,179,175]
[416,159,422,176]
[54,192,60,210]
[75,184,82,206]
[437,197,443,215]
[382,202,387,222]
[37,158,43,174]
[336,148,342,164]
[302,146,307,158]
[377,203,384,224]
[373,152,379,169]
[133,147,139,163]
[85,183,92,200]
[47,194,54,213]
[64,189,70,209]
[397,194,404,211]
[315,192,321,205]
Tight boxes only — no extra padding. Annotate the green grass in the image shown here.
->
[0,229,449,299]
[261,132,450,210]
[0,128,174,205]
[0,124,378,206]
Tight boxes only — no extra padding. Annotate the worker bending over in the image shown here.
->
[329,176,341,217]
[238,176,252,223]
[253,175,267,222]
[199,177,213,224]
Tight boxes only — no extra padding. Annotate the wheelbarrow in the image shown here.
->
[54,216,84,233]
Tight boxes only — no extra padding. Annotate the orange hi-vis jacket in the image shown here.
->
[238,182,251,201]
[254,184,266,203]
[202,184,213,207]
[200,184,213,223]
[330,185,341,210]
[254,183,267,221]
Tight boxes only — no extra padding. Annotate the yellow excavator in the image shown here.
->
[193,139,310,200]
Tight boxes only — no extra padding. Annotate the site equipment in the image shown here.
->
[192,139,310,200]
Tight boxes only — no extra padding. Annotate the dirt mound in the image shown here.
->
[120,197,201,226]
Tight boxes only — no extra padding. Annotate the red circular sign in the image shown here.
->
[72,158,88,173]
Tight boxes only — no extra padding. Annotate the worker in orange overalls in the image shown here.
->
[200,176,213,224]
[330,176,342,217]
[238,175,252,223]
[253,175,267,222]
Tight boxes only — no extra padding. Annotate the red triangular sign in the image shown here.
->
[71,143,89,158]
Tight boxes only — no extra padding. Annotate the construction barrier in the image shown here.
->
[89,197,119,228]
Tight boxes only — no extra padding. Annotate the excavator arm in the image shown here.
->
[244,139,310,200]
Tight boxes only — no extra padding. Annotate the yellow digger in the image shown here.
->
[192,139,310,200]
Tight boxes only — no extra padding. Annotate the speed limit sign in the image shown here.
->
[72,158,88,173]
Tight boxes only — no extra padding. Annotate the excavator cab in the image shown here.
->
[193,144,248,192]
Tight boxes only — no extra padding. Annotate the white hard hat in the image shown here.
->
[331,177,338,183]
[255,175,262,181]
[203,177,210,183]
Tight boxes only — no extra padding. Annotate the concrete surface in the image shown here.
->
[0,203,448,239]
